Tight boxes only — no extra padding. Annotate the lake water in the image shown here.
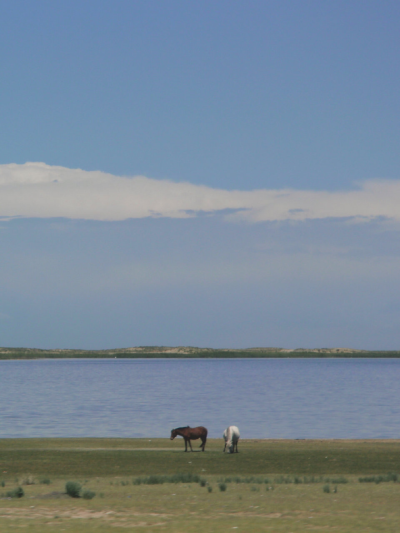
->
[0,358,399,439]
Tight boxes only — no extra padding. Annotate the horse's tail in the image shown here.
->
[200,427,208,446]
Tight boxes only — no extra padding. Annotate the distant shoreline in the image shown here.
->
[1,346,400,360]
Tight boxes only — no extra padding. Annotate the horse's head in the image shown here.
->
[170,426,189,440]
[226,441,234,453]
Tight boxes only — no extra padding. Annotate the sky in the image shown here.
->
[1,0,400,350]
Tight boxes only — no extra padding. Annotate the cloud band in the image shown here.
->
[1,162,399,223]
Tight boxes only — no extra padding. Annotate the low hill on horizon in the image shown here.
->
[0,346,399,359]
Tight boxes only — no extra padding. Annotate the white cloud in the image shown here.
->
[1,162,400,223]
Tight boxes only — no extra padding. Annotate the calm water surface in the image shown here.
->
[0,358,399,439]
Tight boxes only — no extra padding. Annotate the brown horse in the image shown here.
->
[170,426,208,452]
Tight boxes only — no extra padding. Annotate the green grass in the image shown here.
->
[1,438,400,476]
[0,438,400,532]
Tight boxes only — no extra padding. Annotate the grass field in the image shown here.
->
[1,438,400,532]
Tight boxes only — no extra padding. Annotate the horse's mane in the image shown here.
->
[173,426,190,431]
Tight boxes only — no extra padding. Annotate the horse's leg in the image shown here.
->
[188,439,193,452]
[184,438,188,452]
[201,437,206,451]
[223,442,226,452]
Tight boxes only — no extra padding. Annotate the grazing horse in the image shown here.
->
[170,426,208,452]
[223,426,240,453]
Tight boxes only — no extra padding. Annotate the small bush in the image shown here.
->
[359,473,398,484]
[132,473,201,485]
[218,483,227,492]
[169,473,201,484]
[250,486,259,492]
[207,486,213,493]
[39,477,51,485]
[199,479,207,487]
[65,481,82,498]
[6,487,24,498]
[274,476,294,484]
[303,476,323,484]
[82,490,96,500]
[147,475,163,485]
[21,475,35,485]
[1,480,5,487]
[271,475,348,485]
[323,484,330,493]
[221,476,269,484]
[359,475,377,483]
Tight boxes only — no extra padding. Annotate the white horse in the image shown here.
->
[223,425,240,453]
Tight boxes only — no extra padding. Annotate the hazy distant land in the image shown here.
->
[0,346,399,359]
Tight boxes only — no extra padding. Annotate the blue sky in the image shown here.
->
[1,1,400,349]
